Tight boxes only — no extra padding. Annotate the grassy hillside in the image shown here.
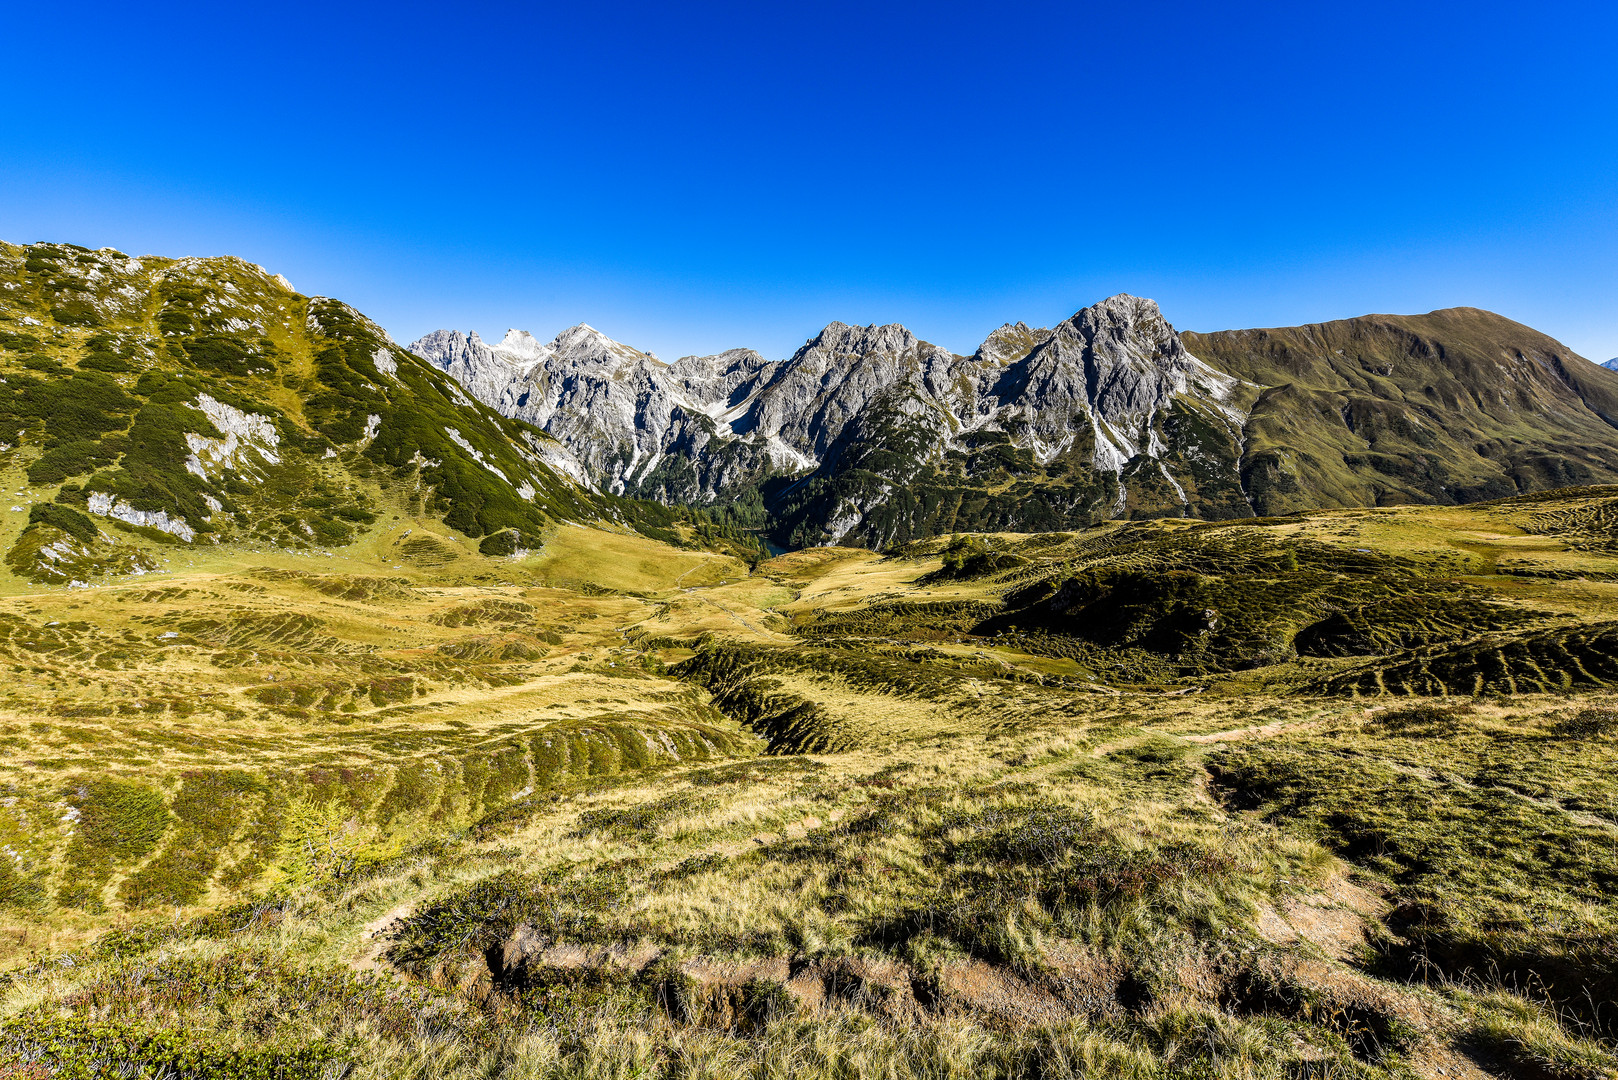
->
[1184,308,1618,515]
[1,488,1616,1078]
[3,239,1617,1079]
[0,242,597,561]
[0,241,763,584]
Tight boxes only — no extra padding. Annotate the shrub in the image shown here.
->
[1553,707,1618,738]
[27,502,99,546]
[27,439,119,484]
[80,354,134,372]
[0,1014,345,1080]
[478,530,518,556]
[51,298,104,326]
[1372,703,1474,731]
[56,779,172,910]
[182,334,274,376]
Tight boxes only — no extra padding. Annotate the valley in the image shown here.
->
[0,240,1615,1077]
[2,485,1618,1078]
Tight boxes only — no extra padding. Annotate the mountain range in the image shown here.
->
[8,238,1618,1073]
[3,237,1617,576]
[413,297,1618,547]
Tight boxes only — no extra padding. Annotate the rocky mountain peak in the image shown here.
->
[975,321,1049,366]
[549,323,653,368]
[801,321,920,361]
[414,328,482,360]
[1064,294,1183,359]
[670,347,766,371]
[492,329,550,362]
[668,348,768,383]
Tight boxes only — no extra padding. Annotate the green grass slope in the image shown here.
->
[1184,307,1618,514]
[0,241,763,585]
[5,248,1618,1077]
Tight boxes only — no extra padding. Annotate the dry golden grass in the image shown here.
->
[5,491,1618,1077]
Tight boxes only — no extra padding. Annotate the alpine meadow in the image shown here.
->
[3,236,1618,1080]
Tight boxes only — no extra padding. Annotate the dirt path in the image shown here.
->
[350,898,417,974]
[1180,719,1323,743]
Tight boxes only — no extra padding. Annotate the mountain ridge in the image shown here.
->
[7,233,1612,562]
[414,297,1618,546]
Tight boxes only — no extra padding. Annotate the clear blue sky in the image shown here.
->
[2,1,1614,362]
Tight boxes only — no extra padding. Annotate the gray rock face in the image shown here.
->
[408,295,1258,543]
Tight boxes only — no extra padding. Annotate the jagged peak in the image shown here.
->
[543,323,658,370]
[669,348,768,375]
[552,322,630,351]
[975,321,1050,365]
[409,328,484,357]
[1069,293,1167,326]
[1056,293,1187,361]
[495,328,549,361]
[800,320,919,361]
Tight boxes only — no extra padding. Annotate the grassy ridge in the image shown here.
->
[1185,308,1618,516]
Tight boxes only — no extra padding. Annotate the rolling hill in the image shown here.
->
[0,241,764,588]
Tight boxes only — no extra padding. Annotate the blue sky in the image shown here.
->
[2,1,1614,362]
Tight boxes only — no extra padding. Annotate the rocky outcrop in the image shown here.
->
[410,295,1256,542]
